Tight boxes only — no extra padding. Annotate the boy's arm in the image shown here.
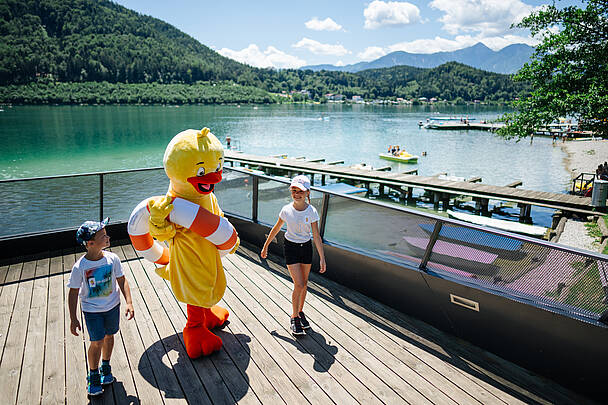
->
[117,276,135,320]
[67,288,81,336]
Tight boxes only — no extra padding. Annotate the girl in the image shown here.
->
[261,175,326,336]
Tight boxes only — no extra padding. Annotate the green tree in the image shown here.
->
[499,0,608,139]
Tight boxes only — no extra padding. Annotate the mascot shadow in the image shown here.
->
[270,328,338,372]
[138,329,252,402]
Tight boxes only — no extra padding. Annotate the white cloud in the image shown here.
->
[429,0,537,36]
[292,38,349,56]
[335,60,345,67]
[358,46,388,61]
[364,1,421,29]
[305,17,343,31]
[217,44,306,69]
[386,33,538,54]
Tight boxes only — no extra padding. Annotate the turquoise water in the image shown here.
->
[0,104,569,194]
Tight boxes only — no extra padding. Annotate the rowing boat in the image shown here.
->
[447,210,548,237]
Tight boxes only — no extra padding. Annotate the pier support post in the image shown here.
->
[518,203,533,223]
[406,187,414,201]
[442,194,451,211]
[379,184,384,196]
[321,174,326,186]
[474,197,490,215]
[433,192,440,210]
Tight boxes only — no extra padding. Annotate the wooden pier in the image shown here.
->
[0,241,594,404]
[225,151,598,217]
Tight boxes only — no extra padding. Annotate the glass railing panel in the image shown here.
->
[257,176,324,226]
[323,194,438,268]
[213,169,253,219]
[0,175,100,238]
[426,222,608,316]
[102,169,169,223]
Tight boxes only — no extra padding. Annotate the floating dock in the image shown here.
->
[225,151,598,218]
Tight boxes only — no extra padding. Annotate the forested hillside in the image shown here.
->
[0,0,529,104]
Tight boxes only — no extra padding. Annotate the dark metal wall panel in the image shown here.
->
[422,272,608,397]
[321,243,454,332]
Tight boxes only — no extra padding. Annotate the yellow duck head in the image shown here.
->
[163,128,224,200]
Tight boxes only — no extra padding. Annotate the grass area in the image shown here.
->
[585,215,608,254]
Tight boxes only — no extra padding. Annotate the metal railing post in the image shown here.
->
[419,221,443,272]
[252,175,259,222]
[319,192,330,239]
[99,173,104,221]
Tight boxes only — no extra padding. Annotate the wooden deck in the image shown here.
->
[0,241,597,405]
[225,151,596,215]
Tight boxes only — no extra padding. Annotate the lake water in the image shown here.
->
[0,104,570,228]
[0,104,569,191]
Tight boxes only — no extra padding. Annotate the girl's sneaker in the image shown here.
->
[87,370,103,396]
[290,317,305,336]
[100,363,115,385]
[299,312,311,329]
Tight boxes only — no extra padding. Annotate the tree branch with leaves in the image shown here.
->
[499,0,608,140]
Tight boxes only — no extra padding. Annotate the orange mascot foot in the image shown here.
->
[183,305,223,359]
[204,306,229,329]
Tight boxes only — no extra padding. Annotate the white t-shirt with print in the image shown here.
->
[279,203,320,243]
[67,250,124,313]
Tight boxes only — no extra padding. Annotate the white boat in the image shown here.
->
[447,210,548,237]
[379,152,419,163]
[316,182,367,196]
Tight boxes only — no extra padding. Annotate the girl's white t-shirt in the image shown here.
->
[279,203,320,243]
[67,251,124,313]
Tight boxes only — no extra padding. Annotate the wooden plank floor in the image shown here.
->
[0,242,598,405]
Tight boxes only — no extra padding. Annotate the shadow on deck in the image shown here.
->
[0,241,596,404]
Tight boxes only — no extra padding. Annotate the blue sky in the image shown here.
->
[113,0,581,68]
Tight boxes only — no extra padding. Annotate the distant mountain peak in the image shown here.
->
[301,43,534,74]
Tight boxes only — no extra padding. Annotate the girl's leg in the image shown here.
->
[287,263,306,318]
[297,263,312,313]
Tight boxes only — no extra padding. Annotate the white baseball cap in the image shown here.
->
[290,175,310,191]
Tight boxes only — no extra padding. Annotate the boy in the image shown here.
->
[67,217,135,396]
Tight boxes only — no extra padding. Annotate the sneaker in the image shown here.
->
[100,363,115,385]
[290,317,305,336]
[87,370,103,396]
[299,312,310,329]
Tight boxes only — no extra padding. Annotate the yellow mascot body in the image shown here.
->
[128,127,239,358]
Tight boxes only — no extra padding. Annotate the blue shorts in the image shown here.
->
[83,304,120,341]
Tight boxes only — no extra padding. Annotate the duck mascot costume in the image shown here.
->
[127,127,239,358]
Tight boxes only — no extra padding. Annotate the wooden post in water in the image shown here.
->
[321,174,326,186]
[442,193,451,210]
[433,192,440,210]
[519,203,533,223]
[406,187,414,202]
[474,197,490,215]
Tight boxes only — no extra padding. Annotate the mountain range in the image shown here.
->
[301,43,534,74]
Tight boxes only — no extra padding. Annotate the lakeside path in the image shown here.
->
[558,139,608,252]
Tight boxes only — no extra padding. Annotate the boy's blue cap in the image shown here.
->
[76,218,109,246]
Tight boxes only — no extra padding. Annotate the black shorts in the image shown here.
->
[283,239,313,265]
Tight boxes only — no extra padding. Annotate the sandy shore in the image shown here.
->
[557,139,607,252]
[561,139,608,178]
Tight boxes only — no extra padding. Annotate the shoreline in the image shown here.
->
[561,138,608,178]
